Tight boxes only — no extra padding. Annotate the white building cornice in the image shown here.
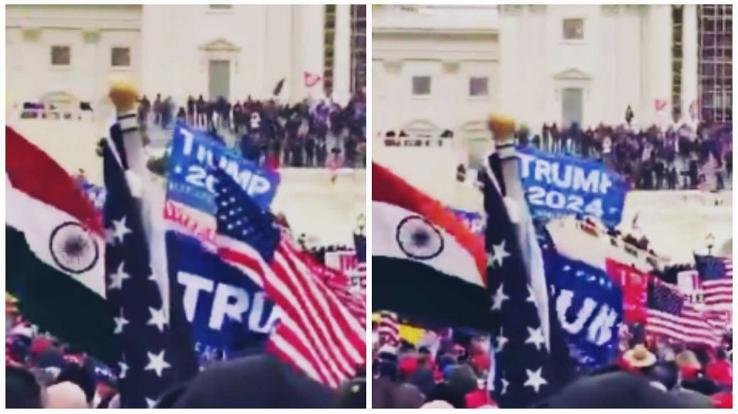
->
[553,67,593,81]
[199,38,241,52]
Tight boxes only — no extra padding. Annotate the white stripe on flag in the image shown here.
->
[218,234,364,389]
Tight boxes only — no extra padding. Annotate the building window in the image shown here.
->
[111,47,131,67]
[323,5,336,96]
[209,5,232,10]
[350,5,366,94]
[562,18,584,40]
[51,46,70,66]
[412,76,431,96]
[698,5,732,123]
[469,77,488,96]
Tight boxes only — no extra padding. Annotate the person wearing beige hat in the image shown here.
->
[675,350,701,370]
[622,344,657,371]
[675,350,702,381]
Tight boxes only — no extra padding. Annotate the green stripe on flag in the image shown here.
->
[6,227,119,364]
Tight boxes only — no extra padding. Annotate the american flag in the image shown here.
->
[646,278,722,348]
[212,170,365,389]
[103,129,176,408]
[301,251,365,326]
[481,153,555,408]
[377,310,400,347]
[695,254,732,313]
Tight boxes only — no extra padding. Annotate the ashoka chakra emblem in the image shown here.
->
[395,215,444,260]
[49,222,100,274]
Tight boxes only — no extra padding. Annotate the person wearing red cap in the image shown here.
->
[705,349,732,388]
[398,355,419,380]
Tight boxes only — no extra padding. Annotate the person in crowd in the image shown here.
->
[706,349,732,388]
[205,99,215,129]
[176,106,186,123]
[345,134,358,168]
[186,95,195,125]
[134,93,366,168]
[161,96,174,129]
[222,98,232,131]
[305,132,316,167]
[326,147,344,183]
[153,94,162,126]
[169,354,338,408]
[6,366,44,408]
[45,381,89,408]
[138,94,151,126]
[196,94,206,127]
[232,100,243,134]
[523,120,731,191]
[372,315,732,409]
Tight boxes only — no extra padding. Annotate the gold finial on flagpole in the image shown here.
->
[108,77,139,112]
[486,113,516,142]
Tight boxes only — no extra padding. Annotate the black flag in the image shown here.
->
[272,78,286,97]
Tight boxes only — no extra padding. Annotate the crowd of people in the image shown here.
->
[517,121,732,191]
[6,238,367,409]
[137,93,367,170]
[6,295,118,408]
[371,323,732,408]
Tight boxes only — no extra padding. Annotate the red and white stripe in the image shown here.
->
[701,259,732,313]
[217,235,365,389]
[646,300,723,348]
[377,311,400,347]
[301,252,366,326]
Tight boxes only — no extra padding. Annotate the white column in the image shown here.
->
[497,6,524,124]
[290,5,324,103]
[681,4,699,126]
[641,5,672,127]
[332,5,352,105]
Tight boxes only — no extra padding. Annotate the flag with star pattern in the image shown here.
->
[481,153,556,408]
[103,127,176,408]
[212,169,365,389]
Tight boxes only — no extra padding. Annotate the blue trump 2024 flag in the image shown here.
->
[516,147,628,226]
[164,122,281,363]
[166,232,278,364]
[167,121,280,213]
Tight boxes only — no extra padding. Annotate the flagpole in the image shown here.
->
[487,114,551,349]
[108,80,171,316]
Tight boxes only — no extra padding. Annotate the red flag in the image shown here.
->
[304,71,322,88]
[605,259,648,324]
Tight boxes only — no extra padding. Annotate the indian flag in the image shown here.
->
[372,163,492,330]
[6,127,117,362]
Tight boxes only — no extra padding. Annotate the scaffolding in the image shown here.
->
[697,4,732,123]
[671,5,683,122]
[323,5,336,97]
[350,5,367,95]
